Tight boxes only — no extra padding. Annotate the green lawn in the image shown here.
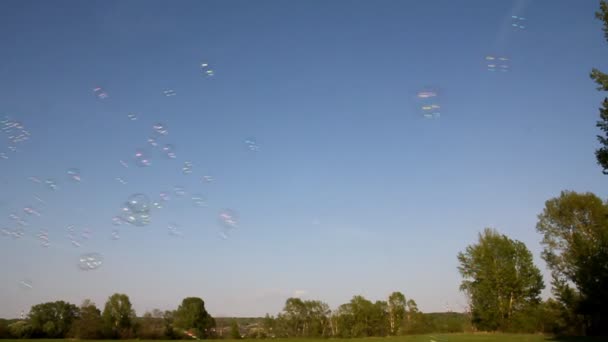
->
[4,336,607,342]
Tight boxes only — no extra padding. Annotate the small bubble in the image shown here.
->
[111,229,120,240]
[147,136,159,147]
[67,168,81,182]
[0,152,7,160]
[162,144,176,159]
[173,186,186,197]
[202,175,214,183]
[45,179,58,191]
[19,279,33,290]
[134,149,151,167]
[119,160,129,168]
[152,200,163,209]
[78,253,103,271]
[159,191,171,201]
[112,216,123,226]
[93,87,108,99]
[115,177,127,185]
[168,222,182,237]
[163,89,176,97]
[153,123,168,136]
[182,161,193,174]
[244,138,260,151]
[191,194,207,207]
[23,206,41,217]
[127,113,138,121]
[126,193,151,213]
[218,209,239,230]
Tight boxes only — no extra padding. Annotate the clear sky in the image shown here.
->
[1,0,607,318]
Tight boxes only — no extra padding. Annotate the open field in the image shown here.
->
[3,336,608,342]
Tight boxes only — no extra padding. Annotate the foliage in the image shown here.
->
[230,320,241,339]
[536,191,608,335]
[592,1,608,173]
[27,301,79,338]
[458,228,544,332]
[101,293,136,338]
[173,297,215,339]
[71,299,103,339]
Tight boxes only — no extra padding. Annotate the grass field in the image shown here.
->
[4,336,607,342]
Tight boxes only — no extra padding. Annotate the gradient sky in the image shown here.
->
[1,0,607,318]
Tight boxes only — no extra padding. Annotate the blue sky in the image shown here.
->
[1,0,607,318]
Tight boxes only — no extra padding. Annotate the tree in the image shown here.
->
[230,320,241,339]
[7,321,33,339]
[387,292,406,335]
[536,191,608,335]
[72,299,103,339]
[138,309,167,339]
[592,1,608,173]
[173,297,215,339]
[28,300,79,338]
[102,293,136,338]
[458,228,544,332]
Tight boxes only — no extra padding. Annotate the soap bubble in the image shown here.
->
[202,175,214,183]
[511,15,526,29]
[19,279,33,290]
[78,253,104,271]
[112,216,123,226]
[182,161,193,174]
[45,179,58,191]
[120,211,151,227]
[147,137,158,147]
[218,209,239,230]
[191,194,207,207]
[67,168,81,182]
[245,138,260,151]
[153,123,168,136]
[173,186,186,197]
[163,89,176,97]
[134,149,151,167]
[119,160,129,168]
[127,113,138,121]
[168,222,182,237]
[93,87,108,99]
[111,229,120,240]
[159,191,171,201]
[115,177,127,185]
[415,88,441,119]
[162,144,176,159]
[126,193,150,213]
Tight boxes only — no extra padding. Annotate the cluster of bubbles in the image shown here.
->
[93,87,108,99]
[201,62,214,77]
[415,89,441,119]
[163,89,176,97]
[217,209,239,239]
[78,253,103,271]
[117,193,152,226]
[245,138,260,151]
[1,116,31,159]
[511,15,526,30]
[485,55,510,72]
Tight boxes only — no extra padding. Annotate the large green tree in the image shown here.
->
[537,191,608,335]
[102,293,136,338]
[28,300,79,338]
[72,299,103,339]
[387,292,406,335]
[458,228,544,332]
[592,1,608,172]
[173,297,215,339]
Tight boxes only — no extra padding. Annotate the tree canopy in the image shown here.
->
[592,1,608,172]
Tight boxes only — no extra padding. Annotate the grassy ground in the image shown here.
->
[3,336,607,342]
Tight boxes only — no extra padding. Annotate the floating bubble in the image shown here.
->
[201,62,214,77]
[37,229,49,247]
[115,177,127,185]
[218,209,239,230]
[168,222,182,237]
[78,253,103,271]
[485,55,510,72]
[202,175,214,183]
[191,194,207,207]
[159,191,171,201]
[81,228,93,240]
[19,279,33,290]
[67,168,81,182]
[415,88,441,119]
[173,186,186,197]
[93,87,108,99]
[511,15,526,29]
[119,210,151,227]
[182,161,193,174]
[23,206,41,217]
[45,179,58,191]
[152,200,163,209]
[0,152,7,160]
[126,193,150,213]
[28,177,41,183]
[112,216,123,226]
[134,149,151,167]
[245,138,260,151]
[119,160,129,168]
[163,89,176,97]
[127,113,138,121]
[153,123,168,136]
[147,136,158,147]
[111,229,120,240]
[162,144,176,159]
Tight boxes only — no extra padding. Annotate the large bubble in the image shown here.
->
[78,253,104,271]
[126,193,151,213]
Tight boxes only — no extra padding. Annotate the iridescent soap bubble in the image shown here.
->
[245,138,260,151]
[163,89,176,97]
[201,62,214,77]
[67,168,81,182]
[45,179,58,191]
[23,206,41,217]
[218,209,239,229]
[126,193,150,213]
[159,191,171,201]
[162,144,176,159]
[127,113,138,121]
[37,229,49,247]
[93,87,108,99]
[134,149,151,167]
[182,161,193,174]
[153,123,168,136]
[415,87,441,119]
[191,194,207,207]
[78,253,104,271]
[173,186,186,197]
[19,279,33,290]
[147,136,159,147]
